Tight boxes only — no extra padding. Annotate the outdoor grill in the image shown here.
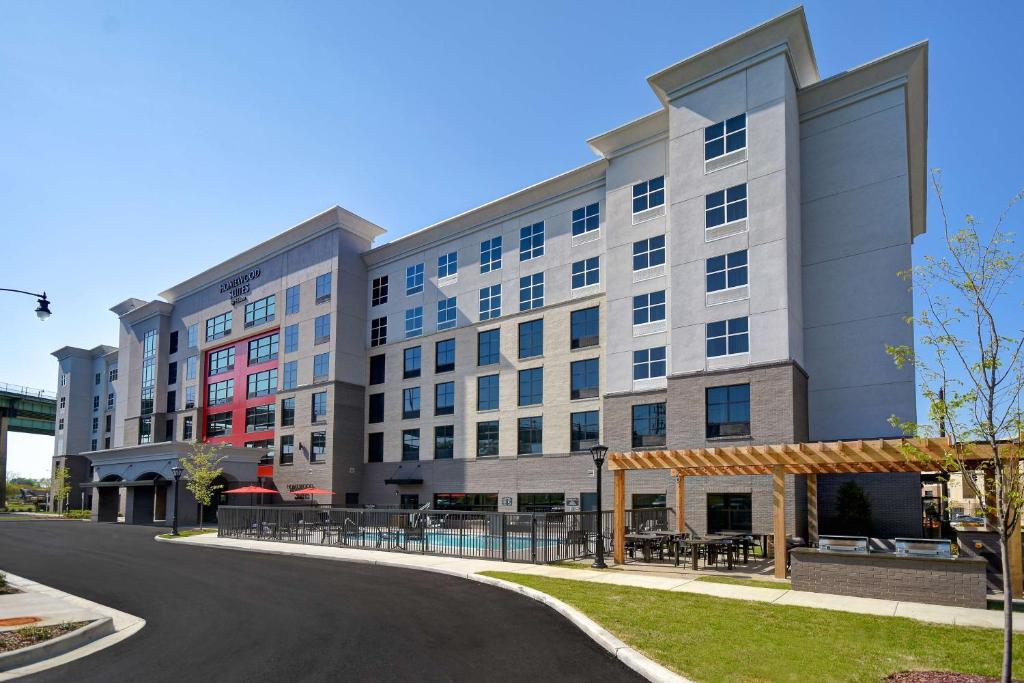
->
[894,538,952,559]
[817,535,869,553]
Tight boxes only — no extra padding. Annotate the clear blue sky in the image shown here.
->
[2,1,1022,478]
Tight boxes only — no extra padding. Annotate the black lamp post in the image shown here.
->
[0,288,51,320]
[171,465,184,536]
[590,444,610,569]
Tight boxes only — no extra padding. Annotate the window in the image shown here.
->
[517,416,543,455]
[368,393,384,423]
[705,184,747,229]
[95,372,101,385]
[59,396,65,408]
[371,275,389,306]
[281,397,295,427]
[207,379,234,406]
[284,324,298,353]
[245,405,275,433]
[707,493,752,533]
[139,416,152,444]
[282,361,298,390]
[402,387,420,419]
[632,176,665,213]
[245,295,275,328]
[312,391,328,422]
[315,272,332,303]
[286,284,300,314]
[633,347,667,380]
[633,493,666,509]
[707,384,751,438]
[437,298,456,330]
[311,432,326,461]
[90,439,98,451]
[280,435,294,465]
[168,362,178,385]
[571,255,601,291]
[93,395,100,411]
[405,307,423,338]
[572,202,600,236]
[406,263,424,295]
[435,339,455,373]
[434,493,498,512]
[187,324,198,349]
[518,367,543,407]
[185,355,197,381]
[107,393,115,410]
[109,368,119,382]
[433,381,455,416]
[632,403,666,448]
[477,375,499,411]
[479,285,501,321]
[169,330,180,355]
[58,418,64,430]
[571,410,599,452]
[313,352,330,380]
[370,316,388,347]
[633,291,666,325]
[404,346,421,379]
[476,421,499,457]
[570,358,599,400]
[706,250,748,292]
[570,307,599,349]
[402,429,420,461]
[247,369,277,398]
[438,251,458,279]
[518,319,543,359]
[314,314,331,344]
[434,425,454,459]
[704,113,746,161]
[184,386,196,410]
[706,317,749,357]
[92,417,99,432]
[208,347,235,376]
[367,433,383,463]
[206,411,232,438]
[206,312,232,341]
[519,272,544,311]
[369,354,386,385]
[481,236,502,273]
[248,334,279,365]
[633,235,666,271]
[183,416,193,441]
[519,221,544,261]
[478,329,500,366]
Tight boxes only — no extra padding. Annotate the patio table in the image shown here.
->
[682,537,734,570]
[624,532,665,562]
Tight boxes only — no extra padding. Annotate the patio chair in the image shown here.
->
[558,528,590,558]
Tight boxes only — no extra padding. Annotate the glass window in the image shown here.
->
[184,386,196,410]
[632,176,665,213]
[570,358,599,400]
[704,113,746,161]
[245,404,275,433]
[314,314,331,344]
[405,307,423,338]
[312,391,328,422]
[435,381,455,415]
[183,416,193,441]
[315,272,332,302]
[706,250,748,292]
[281,397,295,427]
[370,316,387,347]
[247,369,277,398]
[284,324,298,353]
[169,331,179,355]
[313,352,330,380]
[185,355,196,381]
[706,384,751,438]
[187,324,198,348]
[480,236,502,273]
[206,411,232,438]
[632,290,666,325]
[433,493,498,512]
[706,317,749,357]
[633,347,667,380]
[282,360,297,390]
[367,433,383,463]
[207,379,234,406]
[435,339,455,373]
[244,295,275,328]
[206,311,232,341]
[434,425,454,459]
[633,235,666,271]
[437,297,457,330]
[519,221,545,261]
[571,257,600,289]
[518,319,543,359]
[406,263,424,295]
[368,393,384,423]
[570,307,599,349]
[402,429,420,461]
[479,284,501,321]
[286,284,300,314]
[168,362,178,385]
[248,333,279,365]
[705,183,748,229]
[371,275,389,306]
[438,251,458,278]
[402,387,420,419]
[208,347,235,376]
[517,416,543,455]
[139,416,152,444]
[311,432,326,461]
[478,329,500,366]
[632,403,666,448]
[404,346,421,379]
[280,435,294,465]
[570,410,599,452]
[519,272,544,311]
[369,354,386,385]
[476,421,499,457]
[107,392,115,409]
[477,374,499,411]
[518,367,543,407]
[707,493,752,533]
[571,202,600,236]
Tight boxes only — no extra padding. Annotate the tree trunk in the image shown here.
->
[198,503,204,531]
[999,529,1014,683]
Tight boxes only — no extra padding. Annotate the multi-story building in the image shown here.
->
[54,8,928,535]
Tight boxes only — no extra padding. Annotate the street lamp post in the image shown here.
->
[171,465,184,536]
[0,289,52,320]
[590,444,610,569]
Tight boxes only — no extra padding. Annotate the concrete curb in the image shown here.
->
[157,535,692,683]
[0,617,114,673]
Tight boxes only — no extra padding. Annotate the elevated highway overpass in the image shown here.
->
[0,382,56,508]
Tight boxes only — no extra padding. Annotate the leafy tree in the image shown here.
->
[180,443,225,530]
[834,481,872,536]
[52,466,71,515]
[888,170,1024,683]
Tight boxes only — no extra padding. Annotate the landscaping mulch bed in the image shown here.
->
[887,672,1018,683]
[0,621,88,653]
[0,586,20,595]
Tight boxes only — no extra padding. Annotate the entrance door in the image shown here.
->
[400,494,419,509]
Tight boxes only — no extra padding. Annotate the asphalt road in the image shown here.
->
[0,517,641,682]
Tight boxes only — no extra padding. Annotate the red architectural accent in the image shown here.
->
[201,326,280,448]
[257,464,274,478]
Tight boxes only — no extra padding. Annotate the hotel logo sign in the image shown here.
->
[219,268,261,304]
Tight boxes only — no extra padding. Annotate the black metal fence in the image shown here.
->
[217,505,675,564]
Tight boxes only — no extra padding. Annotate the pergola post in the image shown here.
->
[675,472,685,534]
[1009,511,1023,599]
[773,465,786,579]
[613,469,625,565]
[806,474,818,545]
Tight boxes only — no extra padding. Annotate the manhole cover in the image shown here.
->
[0,617,42,626]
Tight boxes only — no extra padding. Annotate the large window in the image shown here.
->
[185,355,197,381]
[632,176,665,214]
[434,425,454,459]
[206,411,232,438]
[707,493,752,533]
[367,433,383,462]
[369,354,386,385]
[519,492,564,512]
[518,367,543,407]
[435,339,455,373]
[281,397,295,426]
[437,297,457,330]
[247,369,277,398]
[706,250,748,292]
[206,312,232,341]
[312,391,328,422]
[184,386,196,410]
[284,324,298,353]
[282,360,297,390]
[519,221,544,261]
[571,257,600,289]
[403,346,421,379]
[368,393,384,424]
[631,403,666,448]
[402,387,421,419]
[313,353,330,381]
[480,236,502,273]
[633,347,667,380]
[570,358,599,400]
[248,333,279,365]
[315,272,332,303]
[438,251,458,279]
[570,410,599,452]
[187,324,198,349]
[476,421,499,457]
[517,416,543,455]
[371,275,389,306]
[433,493,498,512]
[570,307,599,349]
[244,295,275,328]
[245,404,275,433]
[280,435,294,465]
[477,375,499,411]
[571,202,599,236]
[519,272,544,311]
[402,429,420,461]
[207,379,234,406]
[706,317,749,357]
[633,291,666,325]
[406,263,424,295]
[208,347,235,376]
[706,184,747,229]
[706,384,751,438]
[518,319,543,359]
[633,235,666,271]
[478,329,500,366]
[286,284,300,314]
[405,307,423,338]
[370,316,387,347]
[435,381,455,415]
[314,314,331,344]
[311,431,326,461]
[479,284,501,321]
[704,113,746,161]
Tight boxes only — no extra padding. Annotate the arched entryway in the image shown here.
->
[96,475,123,523]
[130,472,167,525]
[200,473,237,525]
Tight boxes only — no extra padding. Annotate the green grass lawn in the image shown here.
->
[482,572,1020,682]
[158,529,217,539]
[695,575,792,590]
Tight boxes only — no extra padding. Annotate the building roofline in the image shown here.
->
[51,344,117,360]
[587,109,669,159]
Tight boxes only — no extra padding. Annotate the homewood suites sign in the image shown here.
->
[219,268,261,304]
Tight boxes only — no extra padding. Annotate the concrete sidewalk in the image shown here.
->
[167,534,1018,632]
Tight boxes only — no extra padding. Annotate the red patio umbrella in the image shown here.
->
[226,486,279,495]
[291,487,335,506]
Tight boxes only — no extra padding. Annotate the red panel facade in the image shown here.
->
[201,328,279,448]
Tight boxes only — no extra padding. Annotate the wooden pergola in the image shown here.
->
[608,437,1021,589]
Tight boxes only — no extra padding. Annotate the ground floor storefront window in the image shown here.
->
[707,493,752,533]
[433,493,498,512]
[517,492,564,512]
[632,493,665,509]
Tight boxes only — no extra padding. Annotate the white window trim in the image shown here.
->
[706,320,750,360]
[705,251,750,296]
[570,258,600,291]
[703,114,748,164]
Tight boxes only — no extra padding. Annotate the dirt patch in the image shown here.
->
[0,617,41,627]
[886,672,1017,683]
[0,621,89,653]
[0,586,20,595]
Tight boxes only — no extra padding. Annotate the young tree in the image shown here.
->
[888,170,1024,683]
[51,465,71,515]
[179,443,225,530]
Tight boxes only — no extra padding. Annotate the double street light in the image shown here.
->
[0,288,51,320]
